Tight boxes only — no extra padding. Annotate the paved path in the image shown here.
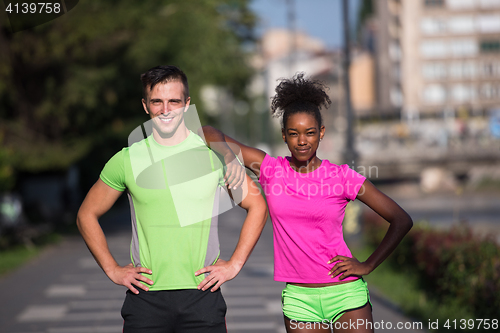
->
[1,204,425,333]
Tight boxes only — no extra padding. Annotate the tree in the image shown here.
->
[0,0,256,191]
[356,0,375,45]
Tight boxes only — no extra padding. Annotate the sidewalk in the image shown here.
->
[0,205,426,333]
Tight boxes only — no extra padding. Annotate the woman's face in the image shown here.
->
[282,112,325,162]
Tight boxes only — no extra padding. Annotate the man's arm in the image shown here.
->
[195,174,268,291]
[76,179,154,294]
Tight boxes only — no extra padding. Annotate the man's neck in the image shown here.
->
[152,125,190,146]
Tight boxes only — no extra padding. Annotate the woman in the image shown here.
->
[200,73,413,333]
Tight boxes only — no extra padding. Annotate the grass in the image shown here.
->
[0,233,61,277]
[0,245,41,276]
[351,243,476,332]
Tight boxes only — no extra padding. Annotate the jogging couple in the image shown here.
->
[77,65,412,333]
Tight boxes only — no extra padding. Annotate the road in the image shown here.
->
[377,182,500,243]
[1,202,425,333]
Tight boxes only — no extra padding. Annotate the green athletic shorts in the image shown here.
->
[281,278,371,323]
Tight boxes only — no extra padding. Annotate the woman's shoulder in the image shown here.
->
[259,155,288,178]
[262,154,287,166]
[320,159,345,173]
[319,160,364,181]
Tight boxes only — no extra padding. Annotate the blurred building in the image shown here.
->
[248,28,346,158]
[256,28,336,103]
[350,50,377,115]
[373,0,500,118]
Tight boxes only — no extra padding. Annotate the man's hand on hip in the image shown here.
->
[107,263,154,294]
[195,259,241,292]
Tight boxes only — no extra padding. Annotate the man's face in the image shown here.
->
[142,81,190,137]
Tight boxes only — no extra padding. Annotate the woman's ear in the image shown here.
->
[319,125,325,141]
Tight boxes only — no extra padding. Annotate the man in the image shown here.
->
[77,65,267,332]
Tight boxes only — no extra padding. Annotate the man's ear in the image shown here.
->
[183,97,191,112]
[142,98,149,114]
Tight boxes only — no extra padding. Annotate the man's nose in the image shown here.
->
[162,104,172,114]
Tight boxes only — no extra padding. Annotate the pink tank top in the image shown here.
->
[259,155,366,284]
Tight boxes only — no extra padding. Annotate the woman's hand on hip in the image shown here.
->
[327,255,373,280]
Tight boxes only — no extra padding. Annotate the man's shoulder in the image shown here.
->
[185,131,211,149]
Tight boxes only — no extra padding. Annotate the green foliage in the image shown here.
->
[0,145,15,192]
[356,0,374,39]
[363,211,500,321]
[352,243,474,333]
[405,226,500,319]
[0,232,61,276]
[0,245,39,276]
[0,0,256,190]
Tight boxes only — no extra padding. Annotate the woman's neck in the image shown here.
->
[289,154,322,173]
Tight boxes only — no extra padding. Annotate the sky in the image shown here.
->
[250,0,362,50]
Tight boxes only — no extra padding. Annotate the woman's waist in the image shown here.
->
[287,279,359,288]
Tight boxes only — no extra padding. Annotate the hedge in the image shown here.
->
[362,210,500,320]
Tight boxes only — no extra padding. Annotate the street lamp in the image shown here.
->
[341,0,358,168]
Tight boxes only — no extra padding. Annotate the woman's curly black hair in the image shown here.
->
[270,73,331,129]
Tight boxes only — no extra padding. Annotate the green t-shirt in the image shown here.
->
[100,131,225,290]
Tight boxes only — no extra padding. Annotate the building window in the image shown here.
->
[478,15,500,33]
[424,0,445,7]
[390,87,404,107]
[448,0,476,10]
[449,61,477,79]
[393,66,402,81]
[480,84,498,99]
[421,18,447,35]
[422,62,447,80]
[389,42,402,60]
[423,84,447,104]
[479,0,500,9]
[448,16,475,34]
[451,39,478,57]
[451,84,476,102]
[421,40,449,58]
[480,40,500,53]
[481,61,500,77]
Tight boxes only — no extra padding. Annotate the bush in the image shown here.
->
[362,210,500,319]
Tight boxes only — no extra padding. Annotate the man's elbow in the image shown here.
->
[76,208,95,233]
[76,209,86,232]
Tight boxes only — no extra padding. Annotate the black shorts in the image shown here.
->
[121,288,227,333]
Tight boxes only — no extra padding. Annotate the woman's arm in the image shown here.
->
[328,180,413,279]
[199,125,267,178]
